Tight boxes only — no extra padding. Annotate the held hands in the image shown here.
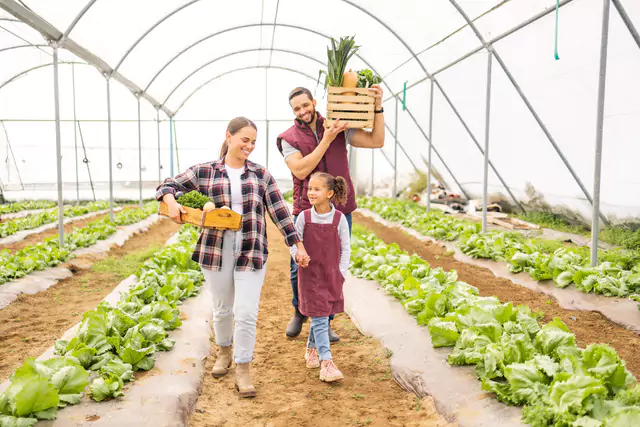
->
[323,119,350,144]
[295,243,311,268]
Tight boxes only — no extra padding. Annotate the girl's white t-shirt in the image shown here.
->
[225,164,244,215]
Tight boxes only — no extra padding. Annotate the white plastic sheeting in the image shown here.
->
[0,0,638,221]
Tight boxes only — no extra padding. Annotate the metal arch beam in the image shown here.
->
[162,48,325,106]
[0,0,174,117]
[62,0,98,42]
[384,0,577,102]
[612,0,640,50]
[448,0,609,225]
[144,23,335,93]
[340,0,429,77]
[113,0,408,82]
[114,0,201,73]
[173,65,317,115]
[0,61,86,93]
[0,43,47,54]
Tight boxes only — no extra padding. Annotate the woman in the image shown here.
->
[156,117,309,398]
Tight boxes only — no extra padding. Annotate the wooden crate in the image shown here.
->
[159,201,242,231]
[326,87,376,129]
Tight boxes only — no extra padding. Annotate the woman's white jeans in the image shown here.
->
[201,230,266,364]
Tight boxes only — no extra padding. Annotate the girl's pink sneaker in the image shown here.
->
[304,347,320,369]
[320,359,344,382]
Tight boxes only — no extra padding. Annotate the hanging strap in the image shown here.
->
[402,80,408,111]
[554,0,561,60]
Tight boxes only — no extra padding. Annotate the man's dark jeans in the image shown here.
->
[290,212,353,321]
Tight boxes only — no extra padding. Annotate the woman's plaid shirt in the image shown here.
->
[156,159,300,271]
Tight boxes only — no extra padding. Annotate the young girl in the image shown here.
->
[291,172,351,382]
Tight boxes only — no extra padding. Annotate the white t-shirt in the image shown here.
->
[281,128,356,159]
[225,164,244,215]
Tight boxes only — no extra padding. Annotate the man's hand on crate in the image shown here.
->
[322,119,349,142]
[368,84,383,110]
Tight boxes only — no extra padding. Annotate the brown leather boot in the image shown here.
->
[234,363,257,398]
[211,346,233,378]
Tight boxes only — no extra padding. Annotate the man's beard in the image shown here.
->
[299,108,316,125]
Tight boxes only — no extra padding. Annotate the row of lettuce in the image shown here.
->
[350,227,640,426]
[0,201,114,238]
[0,202,158,286]
[0,201,57,215]
[0,225,203,426]
[358,197,640,304]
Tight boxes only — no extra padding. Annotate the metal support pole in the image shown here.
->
[106,77,114,222]
[53,45,65,247]
[482,50,494,233]
[265,69,269,169]
[169,116,174,176]
[266,120,270,169]
[72,63,80,205]
[393,98,399,199]
[137,96,143,208]
[427,79,434,213]
[156,108,161,183]
[591,0,611,266]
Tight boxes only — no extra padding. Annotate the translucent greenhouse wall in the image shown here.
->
[0,0,639,223]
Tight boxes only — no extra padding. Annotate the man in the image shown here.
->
[277,85,385,341]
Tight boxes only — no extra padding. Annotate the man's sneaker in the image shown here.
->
[320,360,344,382]
[304,347,320,369]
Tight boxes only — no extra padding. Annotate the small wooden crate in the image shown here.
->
[159,201,242,231]
[326,87,375,129]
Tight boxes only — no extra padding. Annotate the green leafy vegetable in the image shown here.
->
[176,191,211,210]
[356,69,382,88]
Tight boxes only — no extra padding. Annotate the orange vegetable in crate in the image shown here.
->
[342,69,358,97]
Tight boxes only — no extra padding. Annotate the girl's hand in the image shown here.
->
[296,243,311,268]
[203,201,216,212]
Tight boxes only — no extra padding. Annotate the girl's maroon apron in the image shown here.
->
[298,209,345,317]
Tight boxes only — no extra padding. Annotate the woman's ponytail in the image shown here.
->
[219,139,229,159]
